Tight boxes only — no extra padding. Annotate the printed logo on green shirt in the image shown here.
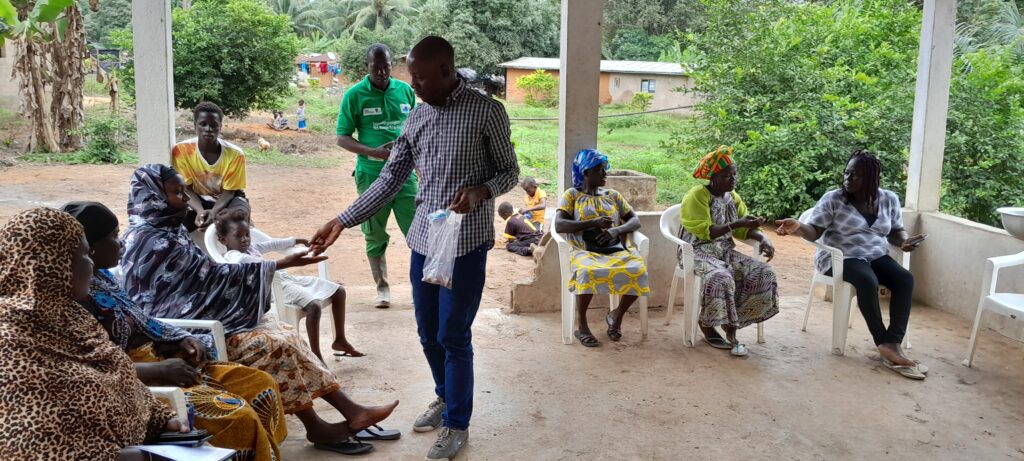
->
[363,107,383,116]
[373,120,405,131]
[400,103,411,114]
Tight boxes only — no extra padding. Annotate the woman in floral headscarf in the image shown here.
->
[679,146,778,357]
[0,208,183,460]
[554,149,650,347]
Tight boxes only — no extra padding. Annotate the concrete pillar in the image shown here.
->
[556,0,604,192]
[132,0,175,165]
[906,0,956,212]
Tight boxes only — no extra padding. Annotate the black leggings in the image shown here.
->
[828,256,914,346]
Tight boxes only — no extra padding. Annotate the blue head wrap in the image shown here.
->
[571,149,609,189]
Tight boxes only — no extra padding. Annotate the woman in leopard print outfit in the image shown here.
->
[0,208,182,460]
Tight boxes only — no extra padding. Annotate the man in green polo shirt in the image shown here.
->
[336,43,418,309]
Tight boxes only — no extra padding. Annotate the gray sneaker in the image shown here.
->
[426,427,468,460]
[413,397,446,432]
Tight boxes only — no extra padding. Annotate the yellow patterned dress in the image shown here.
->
[558,188,650,296]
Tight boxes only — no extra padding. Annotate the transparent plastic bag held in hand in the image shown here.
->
[422,209,464,289]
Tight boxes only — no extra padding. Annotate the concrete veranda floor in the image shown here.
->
[282,288,1024,461]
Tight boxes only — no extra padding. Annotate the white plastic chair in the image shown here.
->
[204,226,331,331]
[149,318,228,428]
[552,228,650,345]
[659,204,767,347]
[798,208,911,356]
[963,251,1024,367]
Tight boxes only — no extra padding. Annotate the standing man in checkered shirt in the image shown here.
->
[310,36,519,460]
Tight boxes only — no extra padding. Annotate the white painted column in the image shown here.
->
[132,0,176,165]
[556,0,604,193]
[906,0,956,212]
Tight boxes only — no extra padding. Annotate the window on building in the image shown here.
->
[640,79,656,94]
[614,77,620,88]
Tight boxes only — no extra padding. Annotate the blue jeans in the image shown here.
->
[410,243,490,430]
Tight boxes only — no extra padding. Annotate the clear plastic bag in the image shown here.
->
[422,209,463,289]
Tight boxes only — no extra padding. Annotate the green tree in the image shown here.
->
[266,0,322,36]
[417,0,559,75]
[113,0,300,118]
[173,0,299,117]
[336,18,418,82]
[674,0,922,220]
[78,0,130,45]
[345,0,417,35]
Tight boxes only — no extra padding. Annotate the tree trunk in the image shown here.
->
[49,6,87,151]
[14,38,60,153]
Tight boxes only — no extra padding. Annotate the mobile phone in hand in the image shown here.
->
[911,234,929,247]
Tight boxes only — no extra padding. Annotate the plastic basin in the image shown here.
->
[998,207,1024,241]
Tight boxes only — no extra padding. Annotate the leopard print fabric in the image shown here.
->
[0,208,174,461]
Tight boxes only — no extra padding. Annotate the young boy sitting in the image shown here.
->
[498,202,544,257]
[172,101,251,232]
[520,177,547,229]
[214,209,363,361]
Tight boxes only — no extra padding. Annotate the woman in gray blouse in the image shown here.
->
[775,150,928,380]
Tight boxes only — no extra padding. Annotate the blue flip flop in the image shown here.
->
[356,425,401,441]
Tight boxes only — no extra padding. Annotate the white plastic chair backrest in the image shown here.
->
[660,204,682,241]
[203,226,278,263]
[798,208,814,227]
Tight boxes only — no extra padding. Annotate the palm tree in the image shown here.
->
[345,0,417,35]
[983,0,1023,60]
[267,0,323,36]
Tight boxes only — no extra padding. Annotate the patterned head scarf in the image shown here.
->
[119,166,275,335]
[62,201,119,245]
[128,164,187,229]
[0,208,173,459]
[572,149,609,189]
[692,145,734,180]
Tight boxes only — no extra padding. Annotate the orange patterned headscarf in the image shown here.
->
[692,146,734,180]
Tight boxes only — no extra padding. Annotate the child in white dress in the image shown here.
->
[215,210,363,360]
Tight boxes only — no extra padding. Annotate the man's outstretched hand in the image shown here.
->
[309,218,345,255]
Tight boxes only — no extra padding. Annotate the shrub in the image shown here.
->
[631,92,653,112]
[76,115,135,164]
[516,69,558,108]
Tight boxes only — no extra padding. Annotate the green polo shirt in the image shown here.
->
[336,76,416,168]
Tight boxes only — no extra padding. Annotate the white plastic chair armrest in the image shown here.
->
[989,250,1024,270]
[983,251,1024,296]
[808,239,845,281]
[149,386,189,427]
[626,231,650,258]
[157,318,228,361]
[317,260,330,281]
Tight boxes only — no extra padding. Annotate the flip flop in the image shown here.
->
[730,343,749,357]
[333,351,365,358]
[356,425,401,441]
[915,361,929,375]
[313,439,374,455]
[574,330,600,348]
[605,313,622,342]
[703,336,732,350]
[882,359,926,380]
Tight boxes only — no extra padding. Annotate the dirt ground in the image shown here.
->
[1,159,1023,460]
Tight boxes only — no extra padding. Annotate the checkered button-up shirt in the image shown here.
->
[806,188,905,273]
[338,80,520,256]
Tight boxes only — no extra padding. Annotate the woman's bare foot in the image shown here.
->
[346,400,399,433]
[305,420,352,444]
[331,340,365,357]
[878,343,915,367]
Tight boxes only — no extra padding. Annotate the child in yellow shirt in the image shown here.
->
[520,177,547,229]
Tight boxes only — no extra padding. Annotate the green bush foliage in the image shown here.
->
[677,0,1024,225]
[631,92,653,112]
[516,70,558,108]
[77,115,135,164]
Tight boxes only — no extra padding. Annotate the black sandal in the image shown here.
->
[313,438,374,455]
[574,330,600,347]
[356,425,401,441]
[605,313,622,342]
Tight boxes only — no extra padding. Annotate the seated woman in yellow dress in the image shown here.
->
[63,201,288,461]
[679,146,779,357]
[554,149,650,347]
